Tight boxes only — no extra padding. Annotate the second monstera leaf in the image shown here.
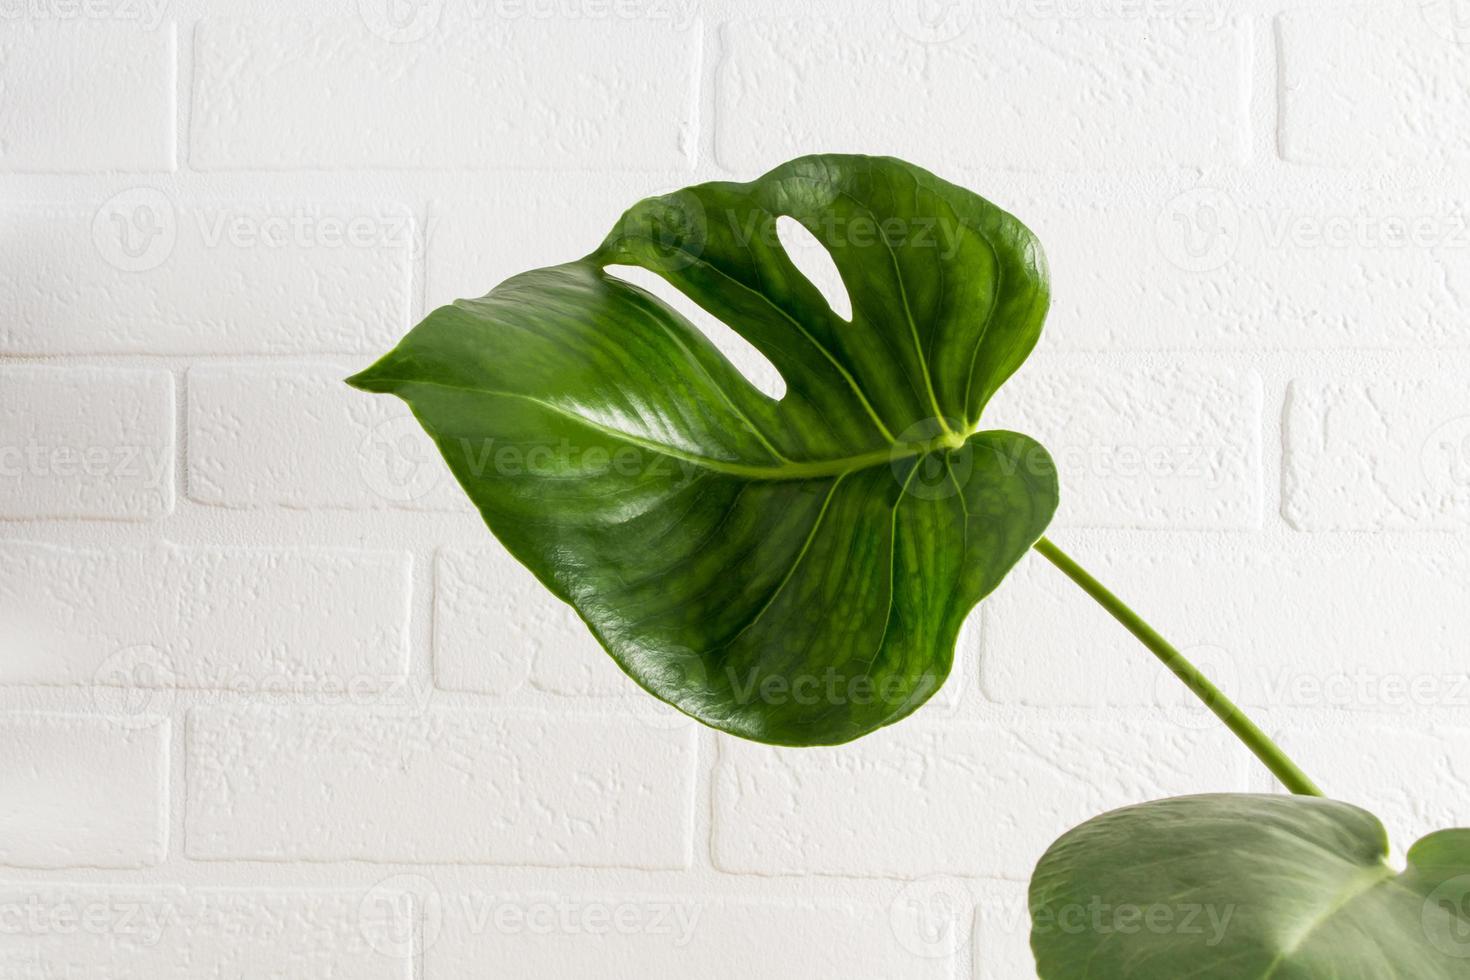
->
[1031,793,1470,978]
[348,154,1056,745]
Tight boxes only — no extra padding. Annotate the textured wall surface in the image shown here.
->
[1,1,1468,976]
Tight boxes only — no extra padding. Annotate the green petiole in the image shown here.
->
[1033,536,1324,798]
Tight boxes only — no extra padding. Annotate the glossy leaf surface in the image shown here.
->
[349,154,1056,744]
[1030,793,1470,978]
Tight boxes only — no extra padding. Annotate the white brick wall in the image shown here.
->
[1014,180,1470,351]
[984,359,1262,530]
[185,708,697,866]
[0,542,410,690]
[1278,6,1470,169]
[0,203,411,354]
[0,365,174,520]
[1284,376,1470,530]
[191,16,699,170]
[430,894,959,978]
[434,546,631,696]
[3,1,1468,977]
[0,714,168,868]
[716,12,1244,173]
[0,23,175,173]
[0,884,412,978]
[713,723,1241,880]
[187,362,468,510]
[983,548,1470,712]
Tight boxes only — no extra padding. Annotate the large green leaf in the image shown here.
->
[348,154,1056,745]
[1030,793,1470,978]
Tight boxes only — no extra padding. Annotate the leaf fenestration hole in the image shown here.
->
[776,215,853,322]
[604,264,787,400]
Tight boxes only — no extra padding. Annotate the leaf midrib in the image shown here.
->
[370,375,971,481]
[835,185,953,438]
[1259,862,1402,978]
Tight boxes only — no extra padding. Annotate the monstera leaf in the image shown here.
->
[1030,793,1470,978]
[348,154,1056,745]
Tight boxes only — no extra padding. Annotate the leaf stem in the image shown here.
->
[1032,536,1324,797]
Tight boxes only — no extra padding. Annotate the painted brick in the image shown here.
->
[188,363,468,510]
[0,23,174,172]
[1274,724,1470,864]
[191,16,698,170]
[712,722,1240,879]
[432,178,1470,356]
[1279,8,1470,168]
[0,542,410,694]
[424,175,666,310]
[428,893,957,978]
[983,549,1470,712]
[0,366,173,520]
[1016,182,1470,351]
[1284,376,1470,530]
[185,708,697,867]
[974,884,1037,980]
[0,203,410,355]
[0,885,410,978]
[0,714,167,868]
[424,178,1470,357]
[983,360,1261,529]
[435,546,633,697]
[717,13,1241,173]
